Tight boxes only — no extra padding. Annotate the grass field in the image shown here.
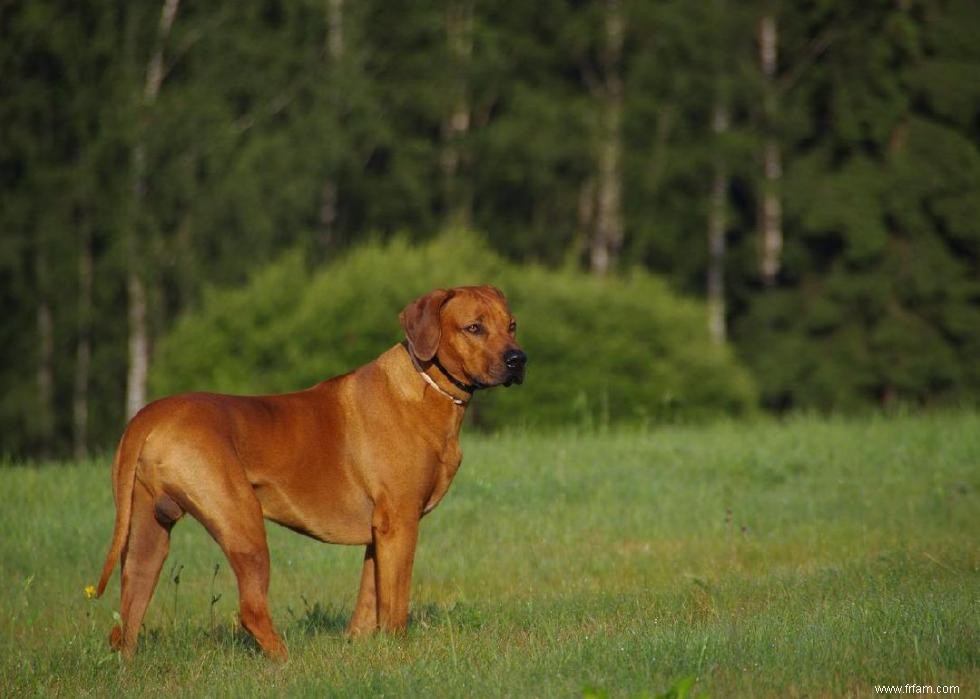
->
[1,413,977,697]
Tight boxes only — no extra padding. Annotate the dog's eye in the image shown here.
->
[464,323,483,335]
[509,321,517,334]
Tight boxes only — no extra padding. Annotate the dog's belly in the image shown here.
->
[254,480,373,545]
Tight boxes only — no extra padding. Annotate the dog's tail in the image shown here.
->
[94,419,146,598]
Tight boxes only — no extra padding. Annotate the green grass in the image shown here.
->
[1,413,977,697]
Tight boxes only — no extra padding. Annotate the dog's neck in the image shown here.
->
[402,342,471,406]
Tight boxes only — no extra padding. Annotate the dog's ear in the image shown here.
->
[400,288,454,361]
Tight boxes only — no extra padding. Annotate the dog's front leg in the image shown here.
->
[347,545,377,637]
[371,500,419,633]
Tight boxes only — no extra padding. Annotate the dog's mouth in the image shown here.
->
[498,365,525,388]
[502,370,524,387]
[471,366,524,389]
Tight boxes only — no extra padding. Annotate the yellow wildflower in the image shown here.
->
[84,584,97,599]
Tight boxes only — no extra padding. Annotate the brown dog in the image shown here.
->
[94,286,525,659]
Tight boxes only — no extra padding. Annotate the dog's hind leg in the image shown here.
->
[224,536,286,661]
[110,482,173,658]
[177,467,288,661]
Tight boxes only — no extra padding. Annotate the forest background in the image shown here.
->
[2,0,979,460]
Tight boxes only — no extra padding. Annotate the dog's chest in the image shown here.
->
[422,440,462,515]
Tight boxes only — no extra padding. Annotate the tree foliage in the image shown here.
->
[1,0,977,457]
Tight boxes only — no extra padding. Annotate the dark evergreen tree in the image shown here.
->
[1,0,977,458]
[734,0,980,410]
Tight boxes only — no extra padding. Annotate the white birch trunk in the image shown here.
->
[758,12,783,286]
[590,0,625,276]
[125,269,149,420]
[36,249,54,456]
[441,0,474,229]
[125,0,180,420]
[327,0,344,60]
[318,0,344,247]
[707,101,730,345]
[73,224,93,459]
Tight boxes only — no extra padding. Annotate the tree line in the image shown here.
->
[2,0,978,459]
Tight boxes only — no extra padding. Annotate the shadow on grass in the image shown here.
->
[410,601,485,631]
[287,595,349,636]
[206,625,266,656]
[137,624,267,658]
[281,597,487,638]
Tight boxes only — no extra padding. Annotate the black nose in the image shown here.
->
[504,349,527,370]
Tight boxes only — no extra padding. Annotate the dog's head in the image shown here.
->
[399,285,526,390]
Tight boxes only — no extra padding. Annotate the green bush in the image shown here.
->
[151,233,756,427]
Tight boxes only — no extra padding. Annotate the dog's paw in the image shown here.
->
[108,625,123,651]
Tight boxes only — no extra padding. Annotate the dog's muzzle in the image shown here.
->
[502,348,527,386]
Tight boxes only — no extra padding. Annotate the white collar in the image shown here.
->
[406,347,468,406]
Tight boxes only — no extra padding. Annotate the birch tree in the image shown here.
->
[317,0,344,248]
[757,8,782,286]
[125,0,180,420]
[441,0,474,229]
[73,219,93,459]
[589,0,625,275]
[707,0,734,344]
[35,244,54,457]
[707,99,730,345]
